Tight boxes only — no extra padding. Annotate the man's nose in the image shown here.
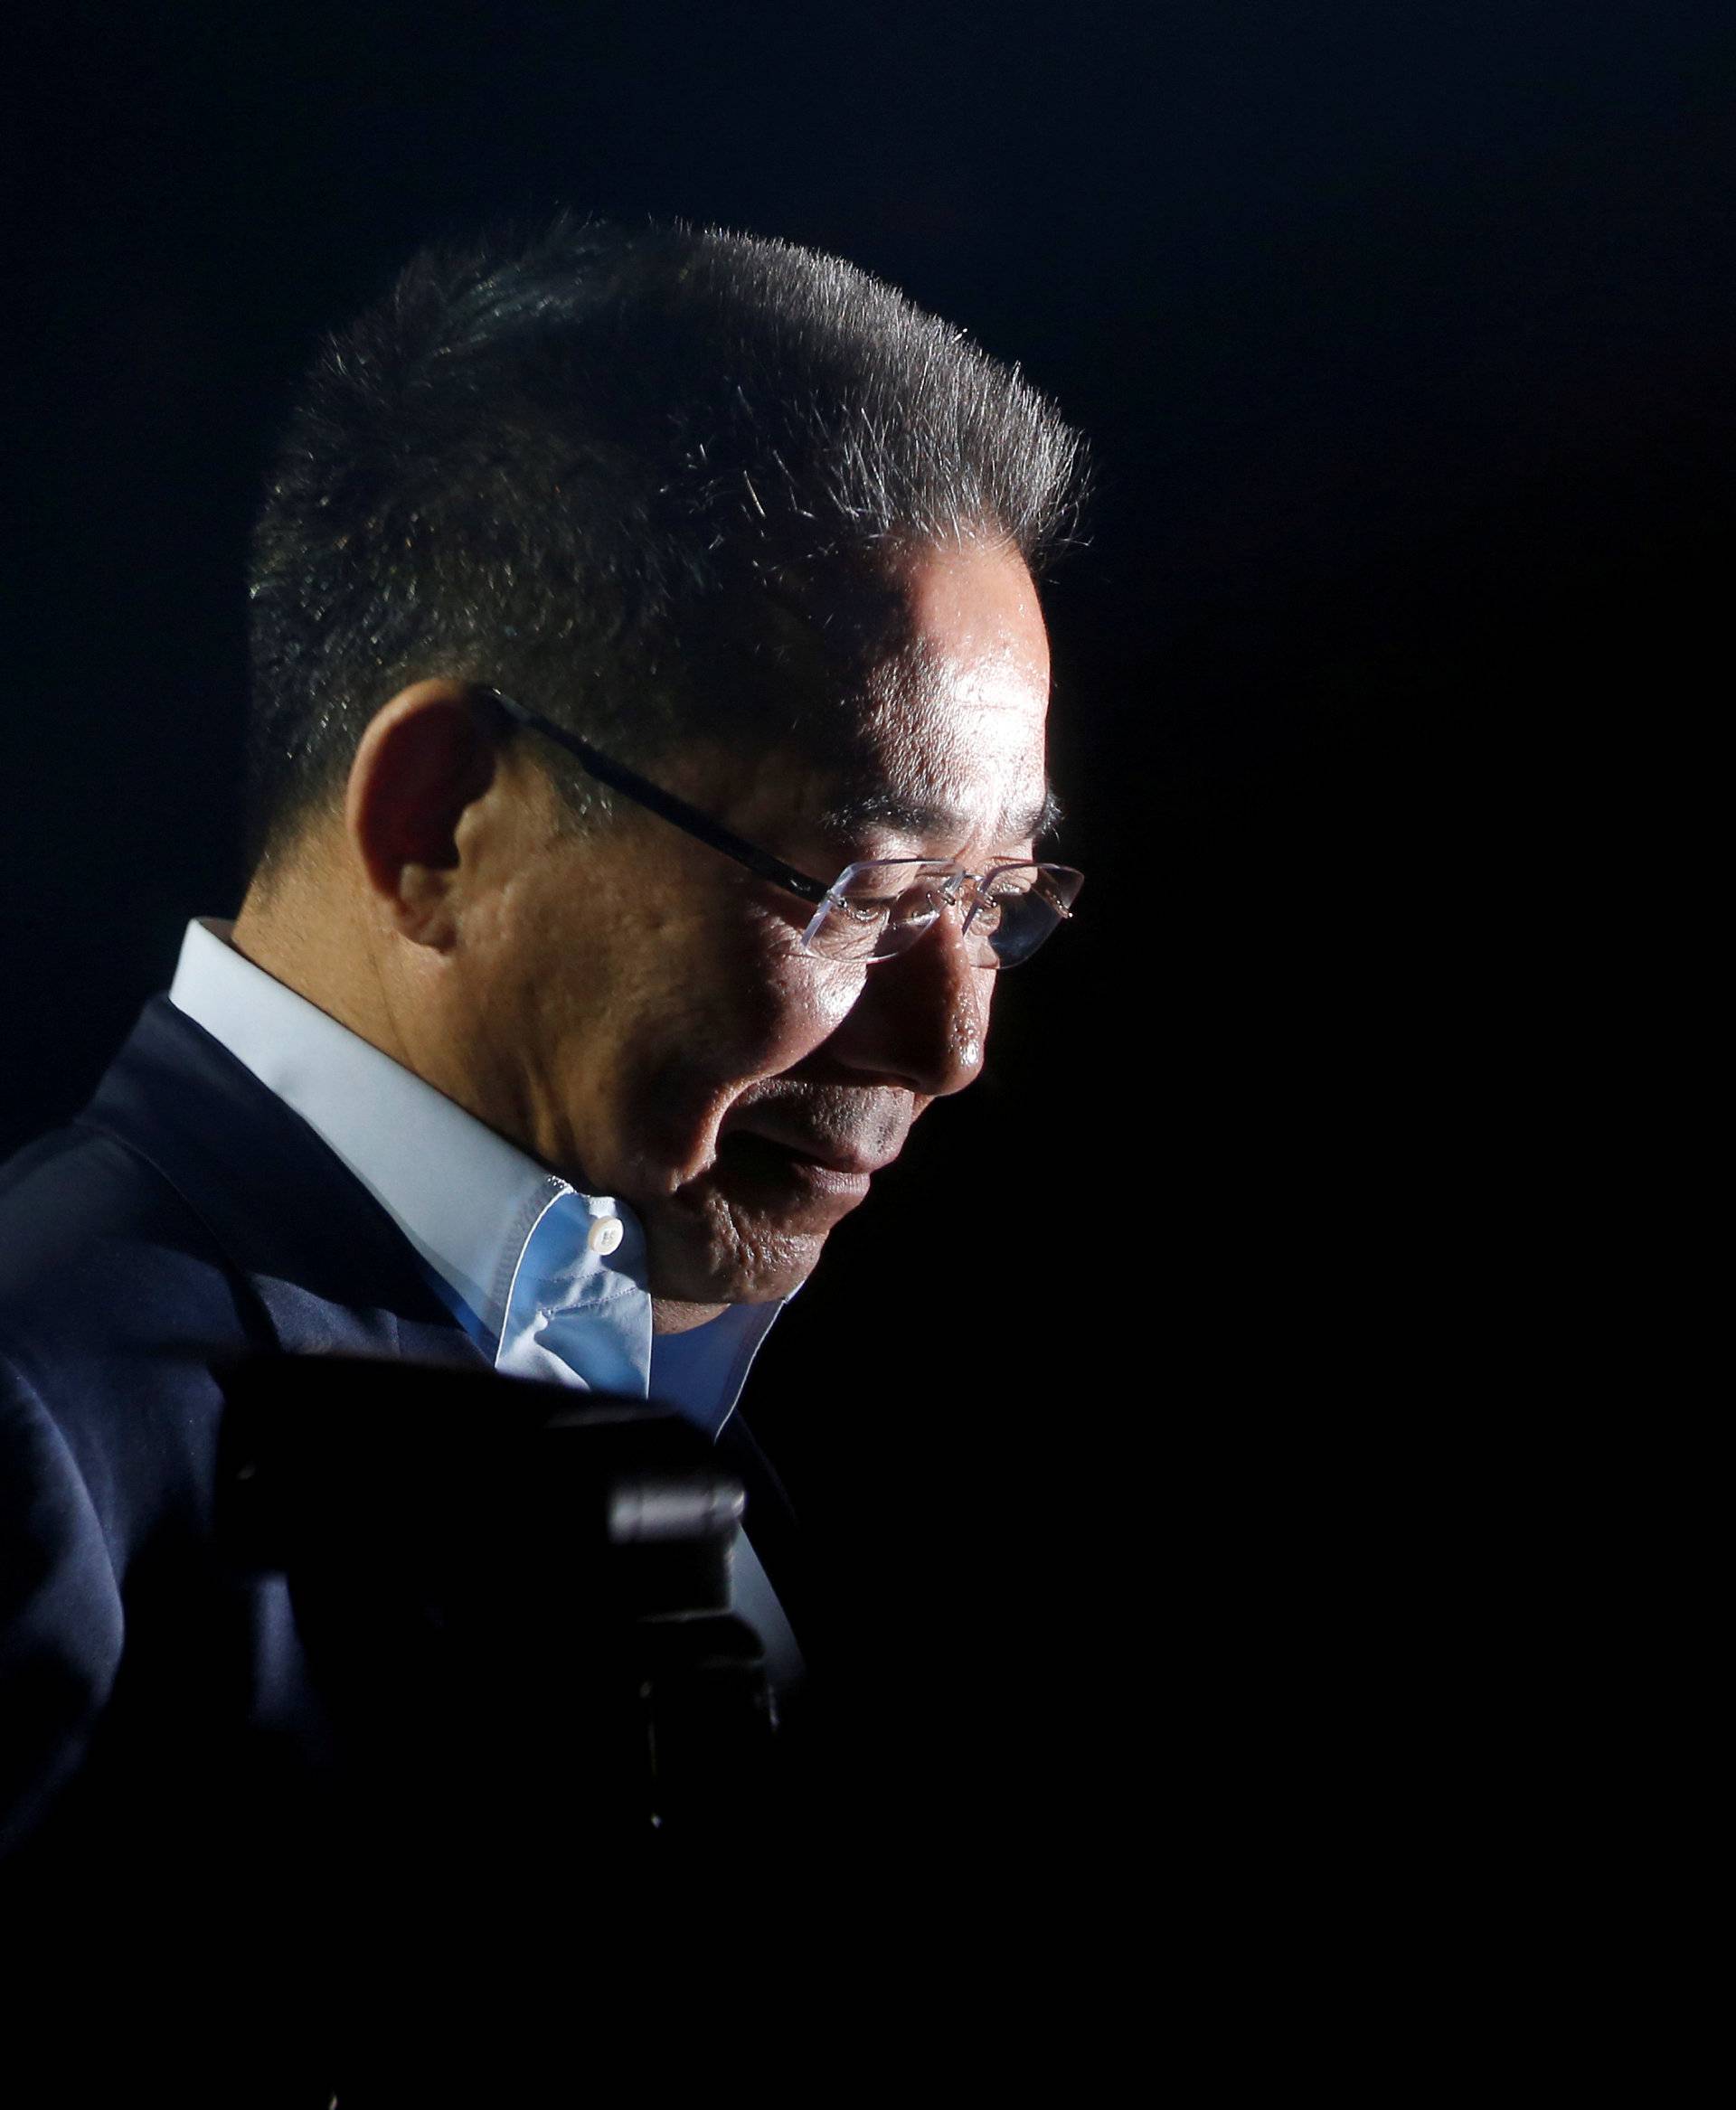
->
[827,914,991,1098]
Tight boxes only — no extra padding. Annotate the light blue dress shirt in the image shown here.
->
[168,917,802,1691]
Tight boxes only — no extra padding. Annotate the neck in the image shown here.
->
[232,853,408,1062]
[651,1296,730,1335]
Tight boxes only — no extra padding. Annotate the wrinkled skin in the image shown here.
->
[235,538,1053,1327]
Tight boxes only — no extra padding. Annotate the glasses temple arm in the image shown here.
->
[483,689,834,907]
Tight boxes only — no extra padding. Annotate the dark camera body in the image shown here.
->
[220,1353,780,1860]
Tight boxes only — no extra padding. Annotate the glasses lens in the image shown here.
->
[970,872,1044,966]
[802,863,934,962]
[967,866,1083,967]
[804,861,1081,967]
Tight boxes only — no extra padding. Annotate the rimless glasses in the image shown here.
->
[485,688,1083,970]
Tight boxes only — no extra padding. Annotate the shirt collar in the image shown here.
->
[166,918,781,1432]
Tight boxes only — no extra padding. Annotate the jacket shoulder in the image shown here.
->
[0,1112,255,1559]
[0,996,476,1550]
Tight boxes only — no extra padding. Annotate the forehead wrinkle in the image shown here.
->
[772,542,1054,851]
[809,669,1056,850]
[866,624,1049,718]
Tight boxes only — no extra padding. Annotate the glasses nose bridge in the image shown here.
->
[903,863,995,964]
[930,862,979,912]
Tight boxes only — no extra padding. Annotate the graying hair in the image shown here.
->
[245,214,1087,868]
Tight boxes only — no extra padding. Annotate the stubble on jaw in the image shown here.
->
[641,1181,826,1322]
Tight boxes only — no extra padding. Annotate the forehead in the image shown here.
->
[788,541,1055,845]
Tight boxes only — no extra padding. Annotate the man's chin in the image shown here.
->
[643,1169,863,1307]
[646,1232,827,1310]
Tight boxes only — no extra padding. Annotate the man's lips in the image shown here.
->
[718,1113,909,1180]
[699,1135,867,1220]
[739,1139,892,1179]
[708,1107,912,1215]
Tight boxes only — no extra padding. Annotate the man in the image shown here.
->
[0,218,1084,2056]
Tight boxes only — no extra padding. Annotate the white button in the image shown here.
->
[587,1216,625,1256]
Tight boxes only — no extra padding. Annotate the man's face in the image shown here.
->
[459,539,1053,1308]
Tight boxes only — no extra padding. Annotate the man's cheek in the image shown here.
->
[739,964,864,1068]
[701,972,856,1078]
[615,1048,745,1187]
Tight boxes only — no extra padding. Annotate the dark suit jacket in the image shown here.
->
[0,996,807,2061]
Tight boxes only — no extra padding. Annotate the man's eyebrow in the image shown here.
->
[815,784,1065,846]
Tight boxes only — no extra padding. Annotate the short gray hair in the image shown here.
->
[245,214,1087,868]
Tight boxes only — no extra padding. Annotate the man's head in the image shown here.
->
[238,218,1084,1315]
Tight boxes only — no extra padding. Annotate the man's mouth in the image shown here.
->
[709,1108,910,1219]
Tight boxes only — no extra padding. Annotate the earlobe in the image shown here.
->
[344,682,501,948]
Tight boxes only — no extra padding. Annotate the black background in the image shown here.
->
[2,0,1726,1995]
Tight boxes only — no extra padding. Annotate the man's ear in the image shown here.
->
[344,681,502,947]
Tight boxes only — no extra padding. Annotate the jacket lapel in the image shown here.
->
[83,997,486,1372]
